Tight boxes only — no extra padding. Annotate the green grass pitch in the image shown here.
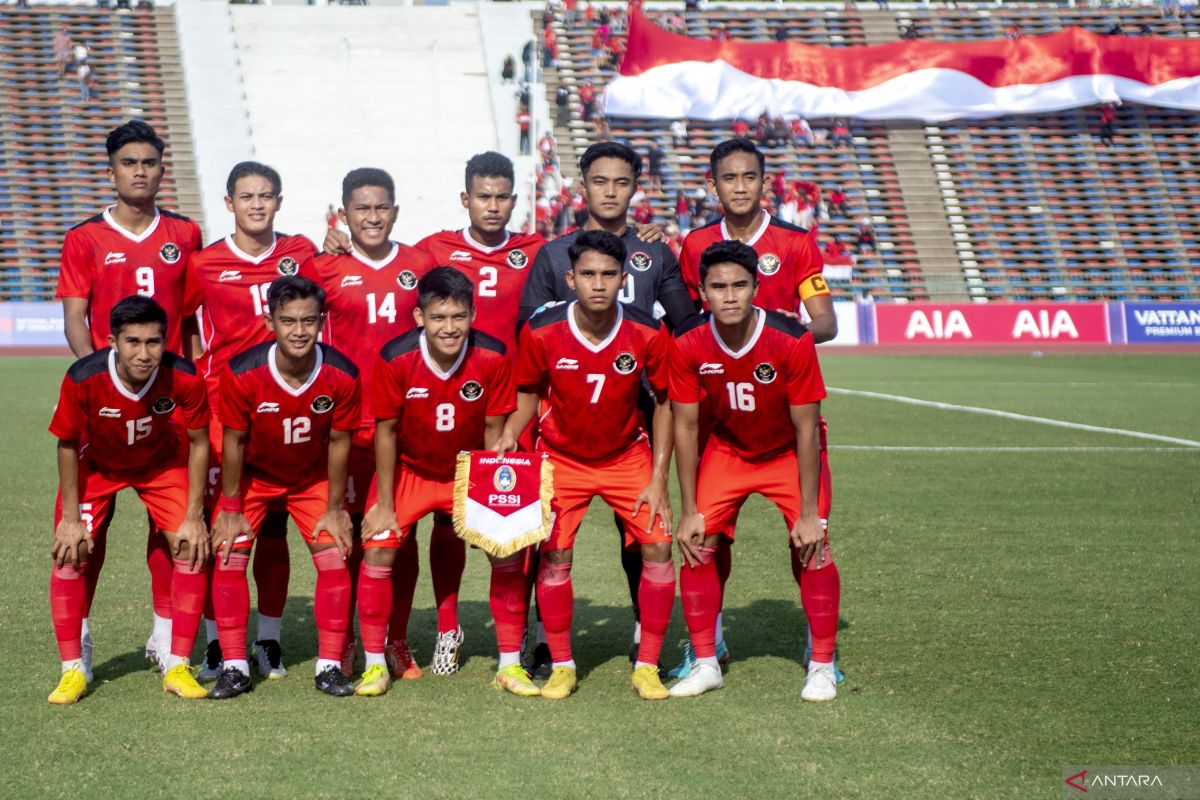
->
[2,352,1197,799]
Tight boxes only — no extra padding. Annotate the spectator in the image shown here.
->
[791,117,815,148]
[900,23,920,40]
[774,23,789,42]
[797,198,816,230]
[517,107,532,154]
[1105,20,1124,36]
[875,0,889,8]
[778,184,800,225]
[1161,0,1180,20]
[1098,103,1117,147]
[555,85,570,127]
[72,41,89,72]
[521,39,535,81]
[633,197,654,226]
[829,185,848,217]
[646,142,665,193]
[564,0,578,27]
[78,63,96,103]
[538,131,557,166]
[1006,25,1023,40]
[578,80,597,120]
[754,110,772,145]
[606,37,624,71]
[543,26,559,69]
[325,204,338,230]
[675,189,691,232]
[684,0,699,13]
[666,11,686,33]
[584,1,596,24]
[732,117,750,138]
[516,81,531,111]
[571,185,587,227]
[590,28,606,70]
[53,25,72,76]
[712,24,730,41]
[824,236,849,260]
[670,118,689,148]
[855,216,876,252]
[1139,22,1155,36]
[831,119,853,148]
[501,54,516,83]
[771,117,790,147]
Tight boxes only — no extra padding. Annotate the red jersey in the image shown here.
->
[49,348,210,475]
[372,329,515,481]
[670,310,825,462]
[680,211,828,313]
[189,234,319,384]
[516,302,670,462]
[57,207,203,352]
[219,342,361,485]
[312,244,438,445]
[414,229,545,354]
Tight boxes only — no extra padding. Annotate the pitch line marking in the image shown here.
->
[827,387,1200,449]
[831,445,1200,453]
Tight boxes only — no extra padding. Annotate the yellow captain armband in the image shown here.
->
[798,274,830,302]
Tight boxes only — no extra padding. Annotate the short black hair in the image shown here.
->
[464,151,515,193]
[568,229,627,269]
[226,161,282,198]
[106,120,164,162]
[699,240,758,284]
[267,275,325,315]
[110,294,167,337]
[342,167,395,208]
[710,138,765,176]
[417,266,475,311]
[579,141,642,180]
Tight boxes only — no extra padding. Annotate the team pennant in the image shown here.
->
[453,451,553,558]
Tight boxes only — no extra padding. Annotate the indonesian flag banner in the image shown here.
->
[603,7,1200,122]
[453,451,554,558]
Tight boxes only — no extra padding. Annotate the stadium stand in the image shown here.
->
[0,4,202,301]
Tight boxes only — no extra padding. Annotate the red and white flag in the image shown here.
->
[453,451,553,557]
[604,7,1200,121]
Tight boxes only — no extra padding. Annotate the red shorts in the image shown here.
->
[543,441,671,552]
[696,443,833,565]
[54,458,189,537]
[362,466,453,550]
[235,473,336,548]
[346,442,375,516]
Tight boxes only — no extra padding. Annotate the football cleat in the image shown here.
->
[341,639,360,679]
[803,642,845,684]
[385,640,422,680]
[207,667,252,700]
[667,640,730,680]
[430,627,464,676]
[801,663,838,702]
[80,630,94,683]
[540,666,577,700]
[523,641,553,681]
[162,664,208,700]
[493,663,541,697]
[197,639,223,682]
[631,664,669,701]
[354,663,391,697]
[48,667,88,705]
[144,634,168,669]
[315,665,355,697]
[251,639,287,680]
[668,662,723,698]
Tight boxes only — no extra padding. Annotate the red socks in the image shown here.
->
[357,562,392,655]
[489,558,527,654]
[311,548,351,662]
[636,559,675,665]
[794,552,841,663]
[253,511,290,619]
[535,558,573,663]
[388,533,419,643]
[430,517,466,634]
[50,562,87,661]
[680,545,720,658]
[146,530,174,620]
[213,552,251,662]
[169,558,205,659]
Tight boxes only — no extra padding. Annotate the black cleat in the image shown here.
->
[523,642,553,681]
[208,667,253,699]
[315,665,355,696]
[197,639,224,682]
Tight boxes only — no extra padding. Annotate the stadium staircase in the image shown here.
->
[0,4,203,301]
[541,2,1200,303]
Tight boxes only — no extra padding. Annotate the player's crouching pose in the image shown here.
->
[48,296,211,704]
[358,267,523,697]
[495,230,676,701]
[670,241,841,701]
[209,276,361,699]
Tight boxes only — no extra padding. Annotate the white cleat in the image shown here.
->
[430,627,464,676]
[145,635,169,669]
[251,639,288,680]
[80,630,94,683]
[801,663,838,702]
[668,662,723,697]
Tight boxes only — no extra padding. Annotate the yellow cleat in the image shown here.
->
[163,663,208,700]
[48,667,88,705]
[631,664,670,701]
[540,666,577,700]
[493,663,541,697]
[355,663,391,697]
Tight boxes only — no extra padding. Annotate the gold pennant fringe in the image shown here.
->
[452,452,554,559]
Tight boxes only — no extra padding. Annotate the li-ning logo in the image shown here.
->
[105,252,126,265]
[340,275,363,287]
[219,270,242,282]
[448,250,473,262]
[555,358,579,370]
[699,362,724,375]
[99,407,122,418]
[256,402,280,414]
[406,387,429,399]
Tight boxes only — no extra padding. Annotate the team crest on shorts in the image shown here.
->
[507,249,528,269]
[757,253,781,276]
[397,270,418,290]
[151,396,176,414]
[311,394,334,413]
[460,380,483,401]
[753,362,777,384]
[629,251,652,272]
[277,257,299,276]
[493,464,517,492]
[613,352,637,374]
[159,243,181,264]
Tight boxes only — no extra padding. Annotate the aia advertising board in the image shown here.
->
[873,303,1109,345]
